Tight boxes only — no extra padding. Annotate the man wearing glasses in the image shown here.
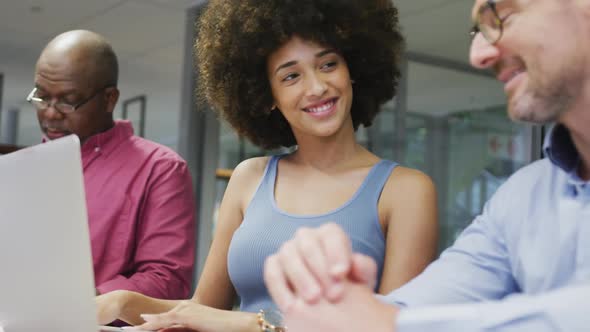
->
[29,30,196,312]
[264,0,590,330]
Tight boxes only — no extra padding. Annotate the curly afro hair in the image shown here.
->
[196,0,405,149]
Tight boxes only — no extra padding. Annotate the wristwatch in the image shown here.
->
[257,309,287,332]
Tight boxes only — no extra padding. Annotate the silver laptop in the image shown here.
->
[0,136,147,332]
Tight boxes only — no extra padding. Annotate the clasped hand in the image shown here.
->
[263,223,399,332]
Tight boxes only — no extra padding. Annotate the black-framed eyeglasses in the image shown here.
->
[469,0,509,45]
[26,87,110,114]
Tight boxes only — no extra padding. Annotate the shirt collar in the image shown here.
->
[543,124,590,198]
[543,123,579,174]
[80,120,134,156]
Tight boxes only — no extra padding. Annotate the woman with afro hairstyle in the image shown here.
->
[95,0,438,330]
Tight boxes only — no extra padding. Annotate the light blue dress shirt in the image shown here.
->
[382,124,590,331]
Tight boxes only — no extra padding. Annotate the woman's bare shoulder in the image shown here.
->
[222,156,273,209]
[383,165,437,203]
[231,156,272,180]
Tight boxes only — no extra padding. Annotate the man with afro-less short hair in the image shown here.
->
[30,30,196,310]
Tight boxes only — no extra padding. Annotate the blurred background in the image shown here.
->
[0,0,543,282]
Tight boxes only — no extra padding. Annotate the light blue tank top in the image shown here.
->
[227,155,397,312]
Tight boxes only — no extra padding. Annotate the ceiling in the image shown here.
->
[0,0,505,147]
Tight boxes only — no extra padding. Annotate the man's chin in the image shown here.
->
[44,131,70,140]
[508,95,542,124]
[509,104,560,125]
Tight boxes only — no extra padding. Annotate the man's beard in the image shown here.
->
[510,72,578,124]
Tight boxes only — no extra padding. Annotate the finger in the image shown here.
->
[159,327,194,332]
[131,312,178,331]
[96,311,114,326]
[97,309,118,326]
[264,254,296,312]
[278,240,322,303]
[293,228,333,295]
[124,324,186,332]
[318,223,353,278]
[350,253,378,289]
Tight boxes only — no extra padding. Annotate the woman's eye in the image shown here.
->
[321,61,337,71]
[282,73,299,82]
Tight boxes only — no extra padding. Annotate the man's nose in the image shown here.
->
[39,105,65,120]
[469,33,500,70]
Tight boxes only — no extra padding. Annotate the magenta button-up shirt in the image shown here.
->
[79,120,196,299]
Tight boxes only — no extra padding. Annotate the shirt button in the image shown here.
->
[94,147,100,152]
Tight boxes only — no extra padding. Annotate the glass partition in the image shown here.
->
[367,61,536,249]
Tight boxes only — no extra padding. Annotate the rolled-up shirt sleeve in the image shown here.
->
[395,282,590,331]
[380,188,518,308]
[378,167,590,331]
[96,160,196,299]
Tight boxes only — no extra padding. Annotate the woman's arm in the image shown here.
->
[108,157,271,331]
[99,284,260,331]
[130,300,260,332]
[188,158,264,309]
[96,290,180,325]
[378,167,438,294]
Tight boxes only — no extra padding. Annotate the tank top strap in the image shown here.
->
[242,154,283,217]
[357,160,398,203]
[261,154,281,194]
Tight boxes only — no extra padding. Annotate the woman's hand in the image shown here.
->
[126,300,258,332]
[129,300,200,331]
[96,290,127,325]
[128,300,242,332]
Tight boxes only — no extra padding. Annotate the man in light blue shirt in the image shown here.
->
[263,0,590,331]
